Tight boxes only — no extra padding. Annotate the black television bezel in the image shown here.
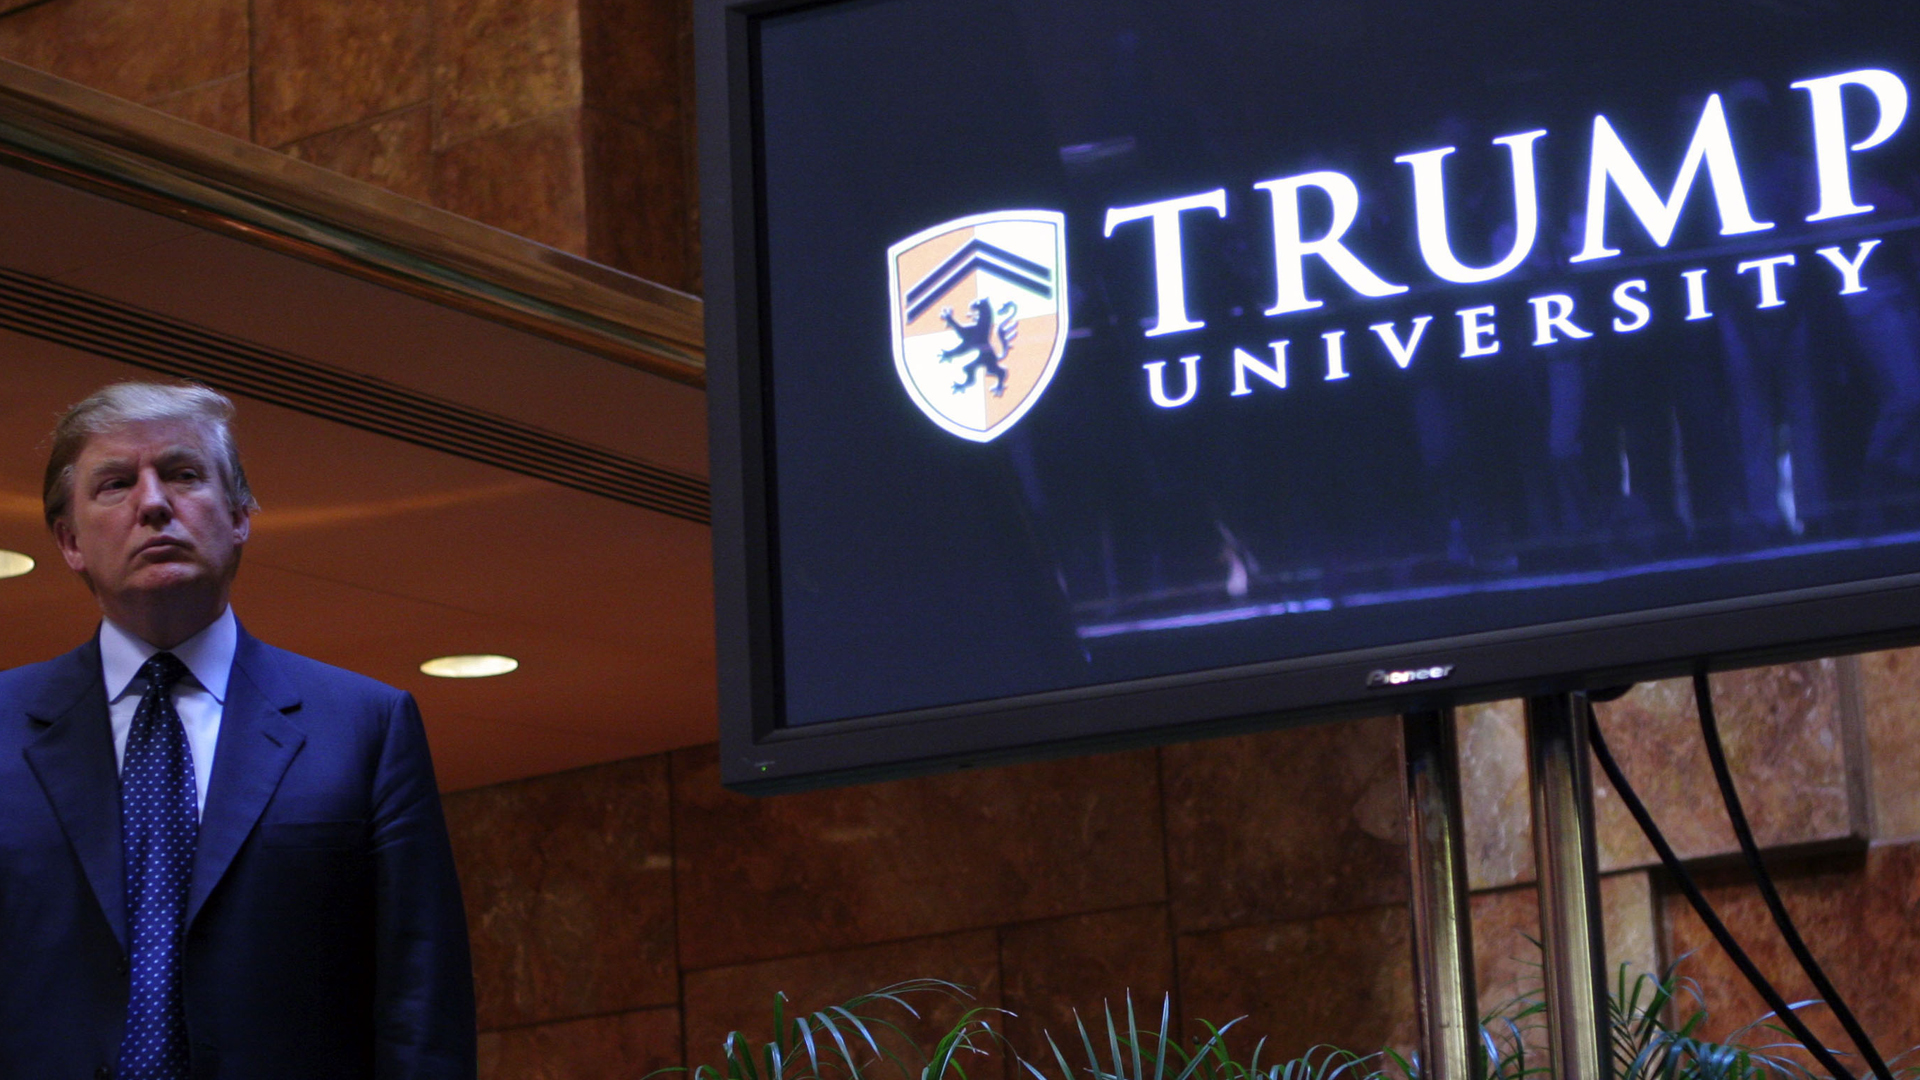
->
[698,0,1920,794]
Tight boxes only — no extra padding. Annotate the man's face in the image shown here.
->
[53,418,250,617]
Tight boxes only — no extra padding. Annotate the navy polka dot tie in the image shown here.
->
[118,652,196,1080]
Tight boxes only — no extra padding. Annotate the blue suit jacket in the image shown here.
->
[0,627,476,1078]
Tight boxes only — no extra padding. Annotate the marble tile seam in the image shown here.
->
[675,905,1174,979]
[444,749,673,800]
[272,99,432,153]
[1491,831,1874,891]
[1172,879,1654,946]
[431,103,587,157]
[990,900,1172,937]
[142,69,248,105]
[1171,898,1405,937]
[477,1001,680,1038]
[1154,746,1186,1033]
[664,746,691,1076]
[1831,653,1876,839]
[250,0,432,148]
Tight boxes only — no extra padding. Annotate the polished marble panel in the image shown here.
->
[431,0,580,149]
[478,1006,681,1080]
[1459,699,1533,891]
[1164,717,1407,932]
[579,0,688,127]
[431,110,588,257]
[1852,646,1920,841]
[583,105,694,292]
[0,0,246,103]
[1469,871,1660,1021]
[445,755,678,1029]
[253,0,430,147]
[285,105,433,203]
[145,72,251,141]
[1593,662,1856,869]
[1177,904,1416,1062]
[671,743,1165,971]
[1460,663,1857,893]
[1661,841,1920,1063]
[682,931,1004,1080]
[1178,869,1661,1065]
[997,906,1177,1066]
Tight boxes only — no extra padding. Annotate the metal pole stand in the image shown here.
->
[1403,708,1479,1080]
[1526,692,1612,1080]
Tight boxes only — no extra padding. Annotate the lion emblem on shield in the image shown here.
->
[938,298,1021,396]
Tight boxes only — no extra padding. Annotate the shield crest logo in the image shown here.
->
[887,210,1068,442]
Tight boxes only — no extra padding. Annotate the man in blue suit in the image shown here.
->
[0,382,476,1078]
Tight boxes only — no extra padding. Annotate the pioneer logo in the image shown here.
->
[1366,664,1456,689]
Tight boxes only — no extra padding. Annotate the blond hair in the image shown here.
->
[43,381,258,528]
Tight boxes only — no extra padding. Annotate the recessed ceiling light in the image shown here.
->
[421,654,519,678]
[0,550,33,579]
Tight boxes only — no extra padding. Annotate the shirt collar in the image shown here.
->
[100,606,238,704]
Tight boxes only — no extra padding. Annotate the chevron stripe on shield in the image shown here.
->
[887,210,1068,442]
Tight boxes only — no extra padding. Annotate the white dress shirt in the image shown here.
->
[101,606,236,819]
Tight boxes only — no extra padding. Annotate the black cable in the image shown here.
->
[1691,670,1894,1080]
[1585,700,1855,1080]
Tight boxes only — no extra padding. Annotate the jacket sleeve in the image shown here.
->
[370,691,478,1079]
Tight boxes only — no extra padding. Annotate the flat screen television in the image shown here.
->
[700,0,1920,792]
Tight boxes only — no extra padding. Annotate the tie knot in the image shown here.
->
[139,651,190,693]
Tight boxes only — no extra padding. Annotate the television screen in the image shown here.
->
[703,0,1920,789]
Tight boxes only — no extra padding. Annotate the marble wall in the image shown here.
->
[443,650,1920,1080]
[0,0,700,293]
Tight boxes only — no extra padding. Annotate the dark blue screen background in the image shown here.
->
[756,0,1920,726]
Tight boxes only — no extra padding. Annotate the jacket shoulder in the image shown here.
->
[0,641,97,712]
[242,637,412,712]
[0,654,67,695]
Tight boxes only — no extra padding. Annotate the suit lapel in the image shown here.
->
[21,639,128,952]
[188,628,304,928]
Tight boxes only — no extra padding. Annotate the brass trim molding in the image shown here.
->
[0,265,710,523]
[0,59,706,385]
